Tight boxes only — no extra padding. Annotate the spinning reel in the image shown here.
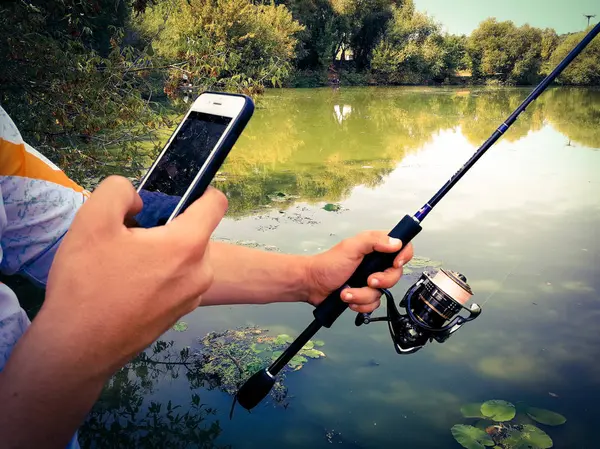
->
[355,268,481,354]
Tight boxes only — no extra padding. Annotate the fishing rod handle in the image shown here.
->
[313,215,422,328]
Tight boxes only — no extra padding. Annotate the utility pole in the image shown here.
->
[584,14,596,28]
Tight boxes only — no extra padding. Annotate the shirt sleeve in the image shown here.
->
[0,105,90,287]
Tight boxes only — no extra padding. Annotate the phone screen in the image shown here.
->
[135,111,232,227]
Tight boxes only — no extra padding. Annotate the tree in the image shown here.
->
[466,18,545,85]
[0,0,170,185]
[136,0,304,96]
[548,27,600,85]
[370,0,462,84]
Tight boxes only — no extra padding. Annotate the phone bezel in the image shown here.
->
[136,92,247,222]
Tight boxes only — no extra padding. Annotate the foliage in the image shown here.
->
[0,0,172,185]
[136,0,304,96]
[480,400,516,422]
[452,399,566,449]
[172,321,189,332]
[466,19,547,85]
[190,327,326,406]
[371,0,467,84]
[548,27,600,86]
[525,407,567,426]
[451,424,495,449]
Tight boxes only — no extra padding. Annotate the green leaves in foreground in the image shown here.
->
[526,407,567,426]
[461,403,486,419]
[172,321,188,332]
[504,425,553,449]
[454,398,565,449]
[451,425,495,449]
[480,400,516,422]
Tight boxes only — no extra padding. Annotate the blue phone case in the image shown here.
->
[173,91,255,216]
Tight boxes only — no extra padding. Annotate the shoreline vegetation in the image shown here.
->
[1,0,598,184]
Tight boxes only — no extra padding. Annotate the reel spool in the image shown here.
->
[355,268,481,354]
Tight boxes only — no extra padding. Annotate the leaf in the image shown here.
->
[474,420,496,431]
[451,425,495,449]
[461,403,486,418]
[481,400,516,422]
[526,407,566,426]
[517,425,553,449]
[313,340,325,347]
[172,321,188,332]
[323,203,341,212]
[288,355,307,368]
[302,341,315,350]
[302,349,325,358]
[251,343,269,353]
[274,334,294,345]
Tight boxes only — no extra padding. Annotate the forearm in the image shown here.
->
[200,241,312,306]
[0,308,114,449]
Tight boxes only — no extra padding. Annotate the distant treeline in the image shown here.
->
[1,0,598,184]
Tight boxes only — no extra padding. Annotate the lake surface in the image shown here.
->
[82,86,600,448]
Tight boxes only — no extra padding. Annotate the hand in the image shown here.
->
[306,231,414,313]
[43,176,228,372]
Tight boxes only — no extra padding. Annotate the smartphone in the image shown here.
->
[134,92,254,228]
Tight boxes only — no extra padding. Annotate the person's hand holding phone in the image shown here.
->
[0,175,227,449]
[45,175,227,370]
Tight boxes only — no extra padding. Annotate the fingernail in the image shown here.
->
[388,237,401,246]
[396,259,405,268]
[344,292,353,301]
[371,278,380,287]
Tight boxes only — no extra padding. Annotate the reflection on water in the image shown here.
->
[83,87,600,449]
[214,87,600,217]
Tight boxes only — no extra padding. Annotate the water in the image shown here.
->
[83,86,600,448]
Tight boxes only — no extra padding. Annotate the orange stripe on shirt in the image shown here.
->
[0,137,89,196]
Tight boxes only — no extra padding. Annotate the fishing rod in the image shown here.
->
[234,22,600,412]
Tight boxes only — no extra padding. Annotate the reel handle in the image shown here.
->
[313,215,422,327]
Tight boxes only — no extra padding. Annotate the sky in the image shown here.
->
[413,0,599,36]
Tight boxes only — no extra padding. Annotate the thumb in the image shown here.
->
[73,176,143,235]
[167,187,228,244]
[342,230,403,258]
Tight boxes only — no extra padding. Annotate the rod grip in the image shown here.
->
[313,215,422,327]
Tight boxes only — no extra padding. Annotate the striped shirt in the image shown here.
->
[0,105,87,449]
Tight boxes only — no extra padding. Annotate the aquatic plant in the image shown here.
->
[190,326,326,406]
[452,399,566,449]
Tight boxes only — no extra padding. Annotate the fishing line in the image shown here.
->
[231,22,600,414]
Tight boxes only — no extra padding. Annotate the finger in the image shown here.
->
[367,265,403,289]
[341,286,382,305]
[349,299,381,314]
[167,187,228,244]
[393,242,414,268]
[341,230,403,259]
[73,176,143,235]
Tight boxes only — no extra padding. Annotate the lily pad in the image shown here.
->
[451,424,495,449]
[526,407,566,426]
[302,341,315,350]
[302,349,326,358]
[172,321,188,332]
[474,420,497,431]
[251,343,269,353]
[517,425,553,448]
[288,355,308,369]
[313,340,325,347]
[481,400,516,422]
[323,203,341,212]
[461,403,486,418]
[274,334,294,345]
